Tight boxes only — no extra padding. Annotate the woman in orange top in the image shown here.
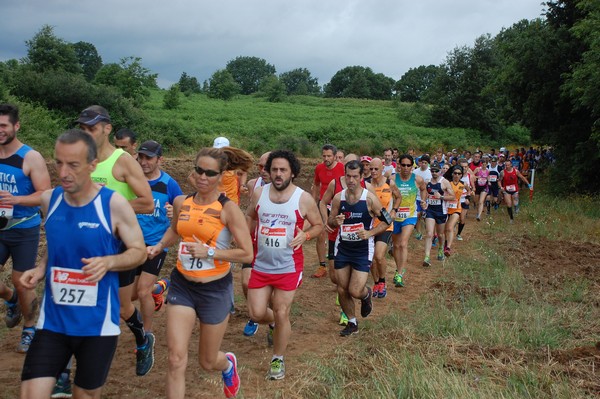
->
[149,147,253,399]
[443,165,465,257]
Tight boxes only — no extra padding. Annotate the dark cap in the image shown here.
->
[138,140,162,157]
[76,106,111,126]
[430,162,441,172]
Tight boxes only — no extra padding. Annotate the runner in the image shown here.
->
[392,154,427,287]
[19,129,146,399]
[499,159,531,223]
[412,154,431,241]
[114,128,138,158]
[133,140,183,333]
[76,105,155,380]
[335,150,345,164]
[422,162,454,266]
[360,156,372,181]
[382,148,396,178]
[0,104,51,353]
[456,158,473,241]
[328,160,391,336]
[147,146,254,399]
[311,144,344,278]
[368,158,401,299]
[213,137,249,205]
[443,165,465,257]
[245,150,323,380]
[487,155,501,212]
[241,151,271,337]
[473,160,490,221]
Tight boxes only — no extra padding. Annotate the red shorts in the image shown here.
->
[248,269,303,291]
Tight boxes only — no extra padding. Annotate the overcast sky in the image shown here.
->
[1,1,545,88]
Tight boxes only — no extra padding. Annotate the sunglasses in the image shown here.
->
[194,166,220,177]
[399,163,412,167]
[453,172,463,175]
[369,167,379,171]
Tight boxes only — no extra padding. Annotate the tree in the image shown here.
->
[25,25,81,74]
[259,75,286,102]
[324,66,394,100]
[207,69,240,100]
[72,41,103,81]
[279,68,320,95]
[226,56,276,95]
[163,84,181,109]
[178,72,201,94]
[94,56,157,105]
[395,65,441,102]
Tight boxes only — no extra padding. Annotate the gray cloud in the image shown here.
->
[1,0,544,88]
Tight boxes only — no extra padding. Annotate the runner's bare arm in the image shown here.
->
[117,154,154,214]
[245,186,262,234]
[319,180,336,224]
[148,194,185,258]
[1,150,51,207]
[219,201,253,264]
[290,191,323,249]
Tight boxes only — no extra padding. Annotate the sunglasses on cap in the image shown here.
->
[194,166,220,177]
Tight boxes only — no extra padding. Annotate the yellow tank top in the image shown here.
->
[91,149,136,200]
[176,194,232,278]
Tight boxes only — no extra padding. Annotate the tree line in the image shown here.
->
[0,0,598,193]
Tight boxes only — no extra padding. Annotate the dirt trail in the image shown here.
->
[1,156,597,398]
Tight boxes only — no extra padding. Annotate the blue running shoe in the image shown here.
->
[243,319,259,336]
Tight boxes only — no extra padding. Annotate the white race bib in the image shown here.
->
[259,225,287,249]
[340,223,364,241]
[427,197,441,206]
[477,178,487,186]
[178,242,215,271]
[50,267,98,307]
[506,184,517,192]
[489,175,497,182]
[447,200,458,209]
[396,207,410,220]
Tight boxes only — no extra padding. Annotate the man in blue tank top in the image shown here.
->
[328,161,391,337]
[134,140,182,333]
[19,129,146,399]
[0,104,51,353]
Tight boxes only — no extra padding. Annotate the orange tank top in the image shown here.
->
[373,179,393,232]
[219,170,239,204]
[447,181,464,214]
[176,194,232,278]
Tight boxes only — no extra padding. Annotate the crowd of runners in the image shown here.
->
[0,102,549,398]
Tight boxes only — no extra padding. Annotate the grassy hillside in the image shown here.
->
[14,90,524,158]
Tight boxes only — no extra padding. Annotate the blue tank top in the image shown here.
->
[37,186,121,336]
[426,180,446,214]
[0,145,40,228]
[136,170,183,247]
[334,188,374,258]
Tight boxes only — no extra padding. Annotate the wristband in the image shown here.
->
[305,231,311,241]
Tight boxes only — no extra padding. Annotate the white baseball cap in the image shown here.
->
[213,136,230,148]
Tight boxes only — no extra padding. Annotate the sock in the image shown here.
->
[23,326,35,335]
[348,318,357,325]
[457,223,465,235]
[487,201,491,212]
[269,323,275,330]
[507,207,514,220]
[223,359,233,375]
[378,278,385,284]
[363,288,370,300]
[126,308,146,347]
[271,355,284,362]
[319,261,326,267]
[444,240,448,248]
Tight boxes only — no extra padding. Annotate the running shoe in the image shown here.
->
[360,287,373,317]
[476,215,481,221]
[514,205,520,214]
[456,235,463,241]
[437,248,445,261]
[136,332,155,376]
[5,300,22,328]
[269,358,285,380]
[444,246,452,257]
[339,311,348,326]
[267,325,274,346]
[494,203,499,210]
[17,328,35,353]
[243,319,259,336]
[423,256,431,267]
[51,373,72,398]
[152,277,170,311]
[431,235,437,247]
[223,352,240,398]
[415,231,423,240]
[339,321,358,337]
[372,283,380,297]
[377,282,387,298]
[311,265,328,278]
[393,271,404,287]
